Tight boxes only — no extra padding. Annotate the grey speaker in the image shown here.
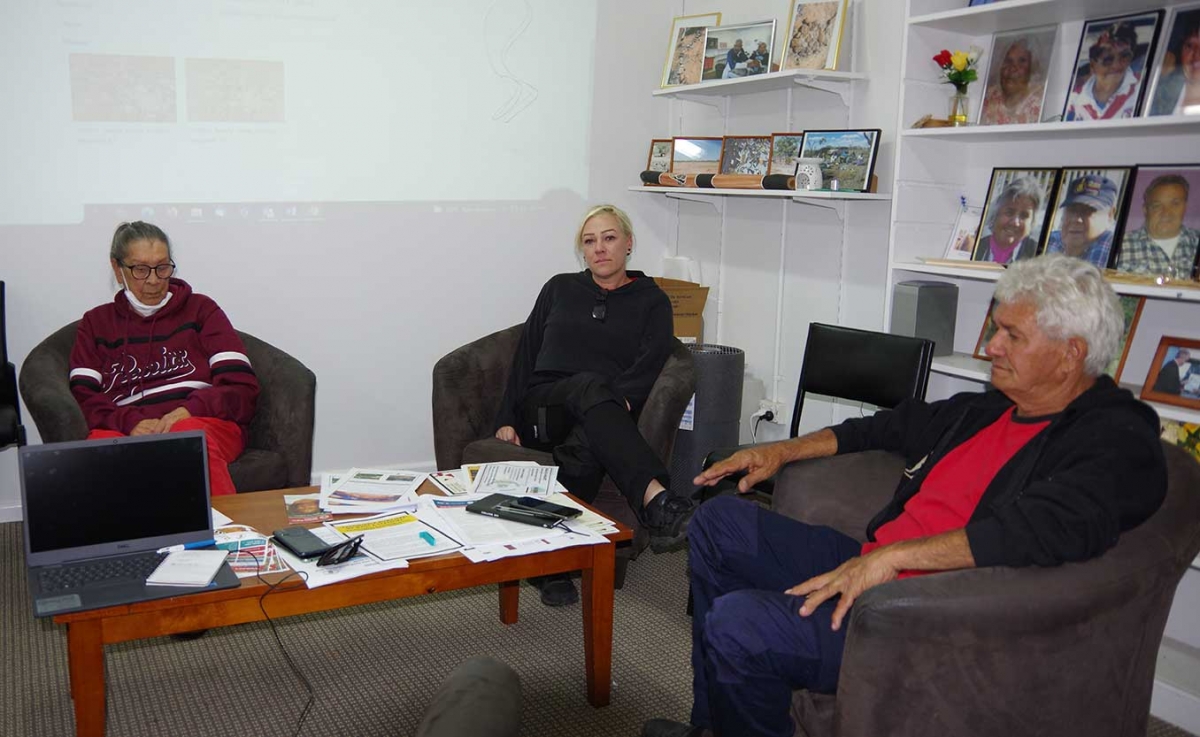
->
[891,280,958,357]
[670,344,744,500]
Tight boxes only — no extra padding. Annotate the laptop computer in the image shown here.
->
[20,431,240,617]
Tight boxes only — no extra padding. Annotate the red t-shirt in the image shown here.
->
[861,407,1050,576]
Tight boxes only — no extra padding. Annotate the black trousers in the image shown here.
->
[518,372,670,508]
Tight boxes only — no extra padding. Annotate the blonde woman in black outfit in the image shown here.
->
[494,204,695,605]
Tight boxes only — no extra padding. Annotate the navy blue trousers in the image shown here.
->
[689,496,862,737]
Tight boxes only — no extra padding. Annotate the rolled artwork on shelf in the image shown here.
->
[639,171,796,190]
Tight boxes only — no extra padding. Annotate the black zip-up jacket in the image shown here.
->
[495,271,673,430]
[831,376,1166,568]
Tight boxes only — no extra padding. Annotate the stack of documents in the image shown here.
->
[463,462,559,497]
[145,550,229,587]
[318,468,425,514]
[215,525,289,578]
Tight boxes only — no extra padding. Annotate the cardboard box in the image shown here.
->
[654,277,709,344]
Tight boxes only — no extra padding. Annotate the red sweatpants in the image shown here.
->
[87,416,244,496]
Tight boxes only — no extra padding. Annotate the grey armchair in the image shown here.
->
[431,324,695,587]
[775,444,1200,737]
[18,322,316,492]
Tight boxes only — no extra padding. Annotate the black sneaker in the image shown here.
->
[640,493,695,553]
[641,719,708,737]
[529,573,578,607]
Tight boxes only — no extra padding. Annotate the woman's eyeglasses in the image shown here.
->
[592,292,608,322]
[317,535,364,567]
[120,261,176,280]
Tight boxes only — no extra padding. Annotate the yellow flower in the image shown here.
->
[951,51,969,71]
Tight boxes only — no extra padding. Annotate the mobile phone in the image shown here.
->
[505,496,582,520]
[272,526,334,559]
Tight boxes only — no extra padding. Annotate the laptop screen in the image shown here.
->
[20,432,212,562]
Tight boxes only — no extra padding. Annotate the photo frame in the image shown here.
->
[1144,3,1200,116]
[977,24,1057,125]
[647,139,673,172]
[701,20,777,81]
[969,0,1003,6]
[1062,10,1164,121]
[719,136,772,175]
[796,129,880,192]
[975,295,1144,383]
[1113,163,1200,277]
[671,137,724,175]
[972,167,1060,264]
[769,132,805,175]
[944,204,985,260]
[781,0,848,71]
[1141,336,1200,410]
[661,12,722,88]
[1041,166,1133,268]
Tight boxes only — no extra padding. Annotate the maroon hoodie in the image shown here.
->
[68,279,259,436]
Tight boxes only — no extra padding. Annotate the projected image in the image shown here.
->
[69,54,177,123]
[671,137,723,175]
[486,0,538,123]
[186,59,285,123]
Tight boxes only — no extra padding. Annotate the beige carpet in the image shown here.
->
[0,520,1195,737]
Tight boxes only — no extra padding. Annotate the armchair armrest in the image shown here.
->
[19,322,88,443]
[432,325,523,470]
[636,340,695,464]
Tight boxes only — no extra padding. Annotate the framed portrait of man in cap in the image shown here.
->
[1063,11,1163,121]
[1041,167,1133,268]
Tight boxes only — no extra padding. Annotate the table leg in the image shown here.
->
[67,620,106,737]
[499,579,519,624]
[580,542,615,707]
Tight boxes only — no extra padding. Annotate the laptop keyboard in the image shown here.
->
[39,552,168,593]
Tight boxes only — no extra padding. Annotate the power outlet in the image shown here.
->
[758,399,784,419]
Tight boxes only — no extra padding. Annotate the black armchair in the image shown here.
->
[18,323,316,492]
[0,282,25,449]
[703,322,934,496]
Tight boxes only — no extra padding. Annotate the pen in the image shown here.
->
[157,539,217,554]
[419,531,436,546]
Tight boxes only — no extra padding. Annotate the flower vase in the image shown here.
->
[948,86,970,126]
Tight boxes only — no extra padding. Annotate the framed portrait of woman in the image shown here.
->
[1062,11,1163,122]
[661,13,721,87]
[1113,163,1200,277]
[978,25,1057,125]
[1144,4,1200,116]
[971,168,1060,264]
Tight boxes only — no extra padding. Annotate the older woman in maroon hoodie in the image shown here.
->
[68,221,259,495]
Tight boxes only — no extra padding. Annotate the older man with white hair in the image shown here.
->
[643,254,1167,737]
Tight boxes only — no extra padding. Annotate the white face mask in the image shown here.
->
[121,273,172,317]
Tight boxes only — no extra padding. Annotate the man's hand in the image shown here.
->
[130,419,162,436]
[495,425,521,446]
[693,443,790,493]
[159,407,192,432]
[786,551,900,632]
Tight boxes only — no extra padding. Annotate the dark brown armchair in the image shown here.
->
[18,322,316,492]
[431,324,695,588]
[775,444,1200,737]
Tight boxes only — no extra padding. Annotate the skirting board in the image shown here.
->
[1152,679,1200,734]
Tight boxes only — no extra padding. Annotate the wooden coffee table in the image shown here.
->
[54,486,632,737]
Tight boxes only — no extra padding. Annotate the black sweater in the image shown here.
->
[495,271,674,430]
[831,376,1166,569]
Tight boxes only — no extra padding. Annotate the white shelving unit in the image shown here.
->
[890,1,1200,730]
[628,185,890,202]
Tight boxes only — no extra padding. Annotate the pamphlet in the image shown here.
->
[471,462,558,496]
[325,510,462,561]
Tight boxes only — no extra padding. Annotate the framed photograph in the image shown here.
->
[1041,167,1132,268]
[661,13,721,88]
[1063,11,1164,121]
[671,137,724,175]
[975,295,1144,382]
[944,204,985,260]
[972,168,1060,264]
[646,139,673,172]
[1113,164,1200,277]
[978,25,1057,125]
[1141,336,1200,409]
[797,129,880,192]
[768,132,805,175]
[1145,4,1200,116]
[702,20,776,81]
[719,136,772,175]
[781,0,848,71]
